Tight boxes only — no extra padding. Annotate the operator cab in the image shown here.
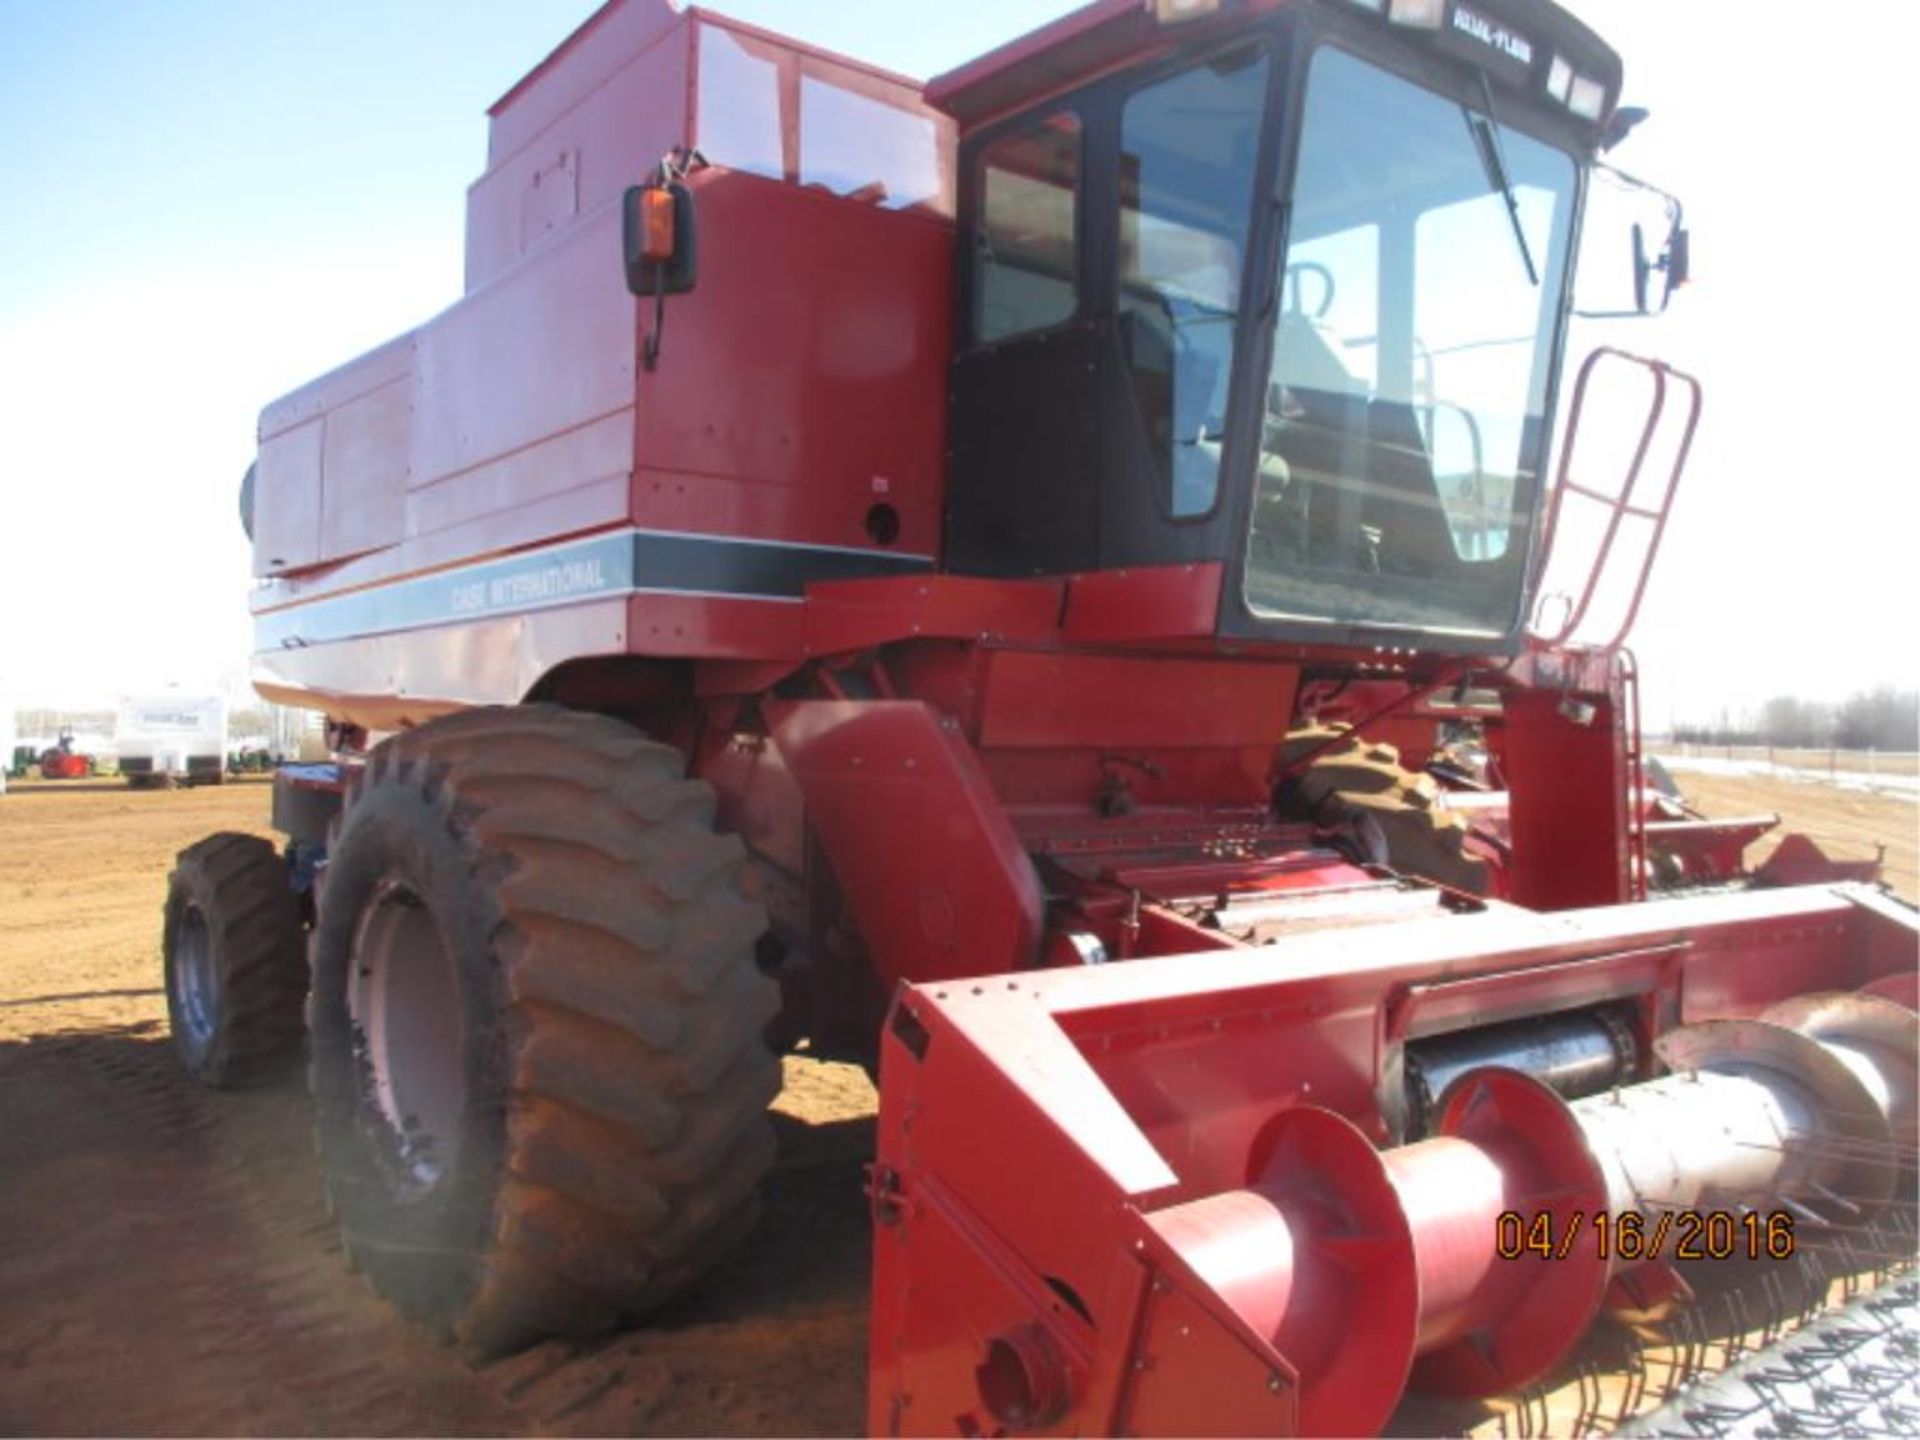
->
[938,0,1678,654]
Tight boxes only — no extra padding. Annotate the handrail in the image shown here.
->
[1531,346,1703,653]
[1622,646,1649,900]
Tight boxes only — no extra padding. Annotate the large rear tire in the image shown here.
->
[308,705,779,1354]
[163,832,308,1085]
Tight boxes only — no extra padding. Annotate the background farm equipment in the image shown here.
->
[117,694,228,790]
[156,0,1915,1434]
[225,746,274,776]
[37,729,92,780]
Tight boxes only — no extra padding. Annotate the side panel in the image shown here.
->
[1502,684,1631,911]
[975,650,1294,750]
[255,333,419,577]
[404,411,632,542]
[414,206,638,495]
[319,375,411,561]
[253,420,323,573]
[484,0,684,177]
[1062,564,1223,644]
[466,11,690,291]
[632,171,954,559]
[770,699,1044,988]
[945,322,1110,577]
[253,598,631,732]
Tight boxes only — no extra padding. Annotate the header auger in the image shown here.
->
[164,0,1915,1433]
[870,892,1917,1434]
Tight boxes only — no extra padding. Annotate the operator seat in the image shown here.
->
[1274,311,1368,402]
[1259,310,1371,570]
[1266,317,1463,583]
[1361,399,1462,579]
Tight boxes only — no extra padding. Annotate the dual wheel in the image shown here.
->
[162,706,779,1352]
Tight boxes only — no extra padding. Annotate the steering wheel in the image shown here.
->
[1284,262,1336,320]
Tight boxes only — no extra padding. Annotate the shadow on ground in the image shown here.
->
[0,1026,872,1437]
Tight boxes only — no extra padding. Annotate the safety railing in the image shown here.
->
[1530,346,1703,653]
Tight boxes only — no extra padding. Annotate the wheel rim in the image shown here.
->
[348,880,466,1194]
[172,904,218,1052]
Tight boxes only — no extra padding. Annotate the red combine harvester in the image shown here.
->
[164,0,1916,1433]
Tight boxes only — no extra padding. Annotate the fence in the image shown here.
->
[1652,742,1920,794]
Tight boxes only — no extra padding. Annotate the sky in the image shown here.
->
[1,0,1915,730]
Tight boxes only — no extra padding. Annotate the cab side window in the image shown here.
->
[973,111,1082,345]
[1116,48,1270,519]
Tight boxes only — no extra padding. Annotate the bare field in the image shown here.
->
[0,778,876,1437]
[1660,743,1920,782]
[0,771,1912,1435]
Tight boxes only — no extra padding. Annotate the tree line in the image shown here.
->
[1670,687,1919,751]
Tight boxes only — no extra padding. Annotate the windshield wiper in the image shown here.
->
[1462,73,1539,288]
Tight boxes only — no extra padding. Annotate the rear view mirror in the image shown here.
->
[623,182,697,297]
[1631,219,1690,316]
[1576,166,1687,319]
[1663,225,1691,294]
[1631,223,1650,315]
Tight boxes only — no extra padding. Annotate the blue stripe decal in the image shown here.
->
[253,529,932,650]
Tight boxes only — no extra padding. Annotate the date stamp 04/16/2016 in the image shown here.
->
[1496,1209,1798,1264]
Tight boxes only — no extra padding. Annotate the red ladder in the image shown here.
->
[1530,346,1703,652]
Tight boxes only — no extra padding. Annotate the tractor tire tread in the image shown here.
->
[311,704,778,1355]
[163,831,307,1087]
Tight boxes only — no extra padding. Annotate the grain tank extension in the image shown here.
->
[168,0,1916,1433]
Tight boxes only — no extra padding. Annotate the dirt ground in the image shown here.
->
[0,772,1912,1436]
[0,778,878,1437]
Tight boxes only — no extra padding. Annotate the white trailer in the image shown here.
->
[1,698,13,795]
[117,695,228,788]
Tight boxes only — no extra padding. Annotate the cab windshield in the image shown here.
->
[1245,45,1577,637]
